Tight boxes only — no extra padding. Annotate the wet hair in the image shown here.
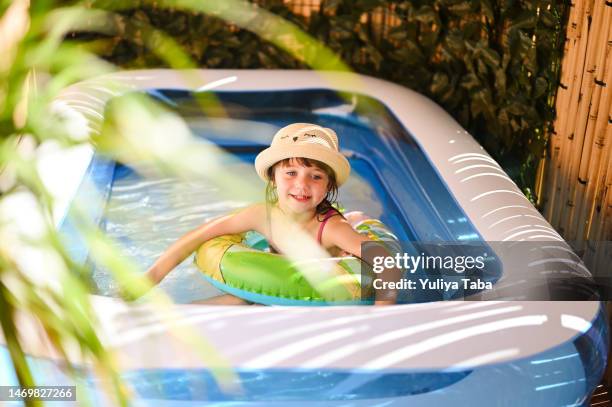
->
[265,157,341,219]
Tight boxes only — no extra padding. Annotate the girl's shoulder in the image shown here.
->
[320,208,345,223]
[322,211,350,228]
[319,210,353,239]
[320,212,371,257]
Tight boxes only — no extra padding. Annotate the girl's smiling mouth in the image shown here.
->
[290,194,311,202]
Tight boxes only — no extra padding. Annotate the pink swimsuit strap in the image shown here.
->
[317,209,337,244]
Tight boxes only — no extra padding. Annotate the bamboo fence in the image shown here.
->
[539,0,611,275]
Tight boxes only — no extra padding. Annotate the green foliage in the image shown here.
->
[74,0,567,194]
[0,2,133,404]
[0,4,260,402]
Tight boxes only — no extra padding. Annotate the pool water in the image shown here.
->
[62,89,494,304]
[92,143,392,303]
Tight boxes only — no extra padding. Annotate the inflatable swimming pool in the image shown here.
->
[1,69,607,405]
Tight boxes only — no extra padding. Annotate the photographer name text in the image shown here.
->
[373,277,492,291]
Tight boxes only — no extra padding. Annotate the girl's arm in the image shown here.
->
[323,218,370,258]
[323,219,398,305]
[146,204,264,285]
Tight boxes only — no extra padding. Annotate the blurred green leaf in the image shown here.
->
[414,5,437,24]
[479,45,501,68]
[388,25,408,42]
[494,68,507,97]
[510,11,537,30]
[539,9,557,28]
[446,1,472,15]
[430,71,450,95]
[460,72,481,91]
[534,76,548,99]
[444,32,466,58]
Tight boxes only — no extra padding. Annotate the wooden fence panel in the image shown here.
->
[541,0,612,264]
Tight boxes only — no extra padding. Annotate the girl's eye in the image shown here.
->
[286,171,297,176]
[312,174,323,180]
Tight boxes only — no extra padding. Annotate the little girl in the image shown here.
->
[146,123,393,304]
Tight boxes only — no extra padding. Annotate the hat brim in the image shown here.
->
[255,144,350,186]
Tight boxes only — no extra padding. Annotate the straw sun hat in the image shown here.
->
[254,123,351,186]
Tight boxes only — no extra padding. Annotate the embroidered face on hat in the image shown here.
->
[278,125,339,149]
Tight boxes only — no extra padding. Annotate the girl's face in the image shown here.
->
[273,158,330,215]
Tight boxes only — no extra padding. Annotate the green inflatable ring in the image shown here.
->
[195,217,397,305]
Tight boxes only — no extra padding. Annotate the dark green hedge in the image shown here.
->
[76,0,568,199]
